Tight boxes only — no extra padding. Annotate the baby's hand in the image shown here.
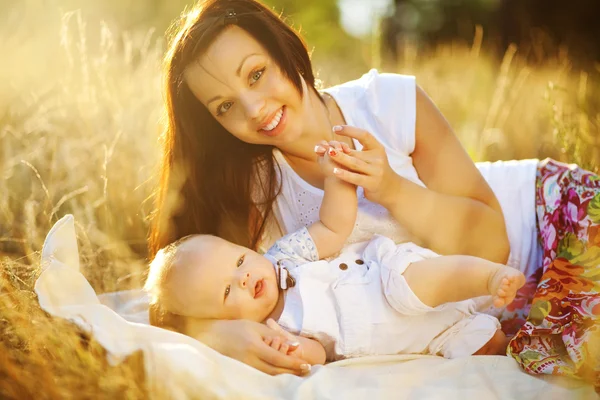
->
[314,140,350,178]
[262,335,301,356]
[264,319,303,357]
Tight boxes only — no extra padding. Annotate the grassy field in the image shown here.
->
[0,11,598,399]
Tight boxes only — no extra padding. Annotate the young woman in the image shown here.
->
[149,0,600,385]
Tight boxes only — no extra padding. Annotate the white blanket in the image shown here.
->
[34,215,597,399]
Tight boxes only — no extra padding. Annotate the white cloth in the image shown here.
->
[34,215,596,399]
[266,69,541,280]
[476,160,542,280]
[267,229,500,361]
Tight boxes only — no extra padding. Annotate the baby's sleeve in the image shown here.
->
[265,227,319,265]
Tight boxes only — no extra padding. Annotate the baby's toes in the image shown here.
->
[493,296,506,308]
[500,279,515,291]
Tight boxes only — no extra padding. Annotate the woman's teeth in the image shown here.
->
[262,109,283,131]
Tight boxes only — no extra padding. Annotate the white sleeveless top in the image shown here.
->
[263,69,542,278]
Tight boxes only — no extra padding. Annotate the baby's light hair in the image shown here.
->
[144,235,195,333]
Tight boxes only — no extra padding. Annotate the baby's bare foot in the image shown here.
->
[488,266,526,308]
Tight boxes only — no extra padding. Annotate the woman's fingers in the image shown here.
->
[253,321,311,376]
[258,346,311,376]
[263,320,300,348]
[328,142,385,164]
[266,319,295,341]
[333,167,369,187]
[253,357,307,376]
[340,142,352,154]
[333,125,382,151]
[328,150,379,175]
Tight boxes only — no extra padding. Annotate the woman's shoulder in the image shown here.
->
[324,69,418,155]
[323,69,415,104]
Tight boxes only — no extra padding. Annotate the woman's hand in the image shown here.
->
[200,319,311,376]
[326,125,400,207]
[263,319,304,359]
[265,319,325,367]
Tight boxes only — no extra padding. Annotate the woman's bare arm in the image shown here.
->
[381,86,509,262]
[330,86,509,263]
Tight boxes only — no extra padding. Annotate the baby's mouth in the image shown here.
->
[254,279,264,299]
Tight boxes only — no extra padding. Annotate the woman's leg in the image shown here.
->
[508,158,600,389]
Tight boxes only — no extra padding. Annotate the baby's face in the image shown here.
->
[169,236,280,323]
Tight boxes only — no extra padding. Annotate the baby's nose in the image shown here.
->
[239,272,250,288]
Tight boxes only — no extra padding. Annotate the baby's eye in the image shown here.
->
[217,101,233,116]
[237,255,245,268]
[224,285,231,299]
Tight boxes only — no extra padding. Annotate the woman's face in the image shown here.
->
[184,25,309,146]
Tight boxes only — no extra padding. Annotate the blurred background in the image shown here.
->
[0,1,599,397]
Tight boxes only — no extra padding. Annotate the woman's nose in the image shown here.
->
[240,93,265,121]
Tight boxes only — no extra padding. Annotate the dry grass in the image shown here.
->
[0,257,147,399]
[0,11,598,399]
[1,12,159,399]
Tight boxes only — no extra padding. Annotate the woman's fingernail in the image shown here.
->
[333,167,341,175]
[332,125,343,132]
[287,341,301,348]
[314,145,325,153]
[300,364,311,372]
[328,148,337,156]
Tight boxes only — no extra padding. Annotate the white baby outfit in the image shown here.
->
[262,69,543,283]
[265,228,500,361]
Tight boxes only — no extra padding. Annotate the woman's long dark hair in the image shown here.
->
[149,0,318,257]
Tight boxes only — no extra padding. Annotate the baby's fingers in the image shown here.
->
[279,342,290,355]
[267,319,291,338]
[314,140,331,156]
[327,140,343,150]
[266,319,300,348]
[271,336,282,351]
[314,145,326,156]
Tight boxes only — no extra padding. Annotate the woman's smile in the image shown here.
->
[183,26,308,147]
[258,106,287,137]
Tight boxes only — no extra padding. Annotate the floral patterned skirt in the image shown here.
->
[502,159,600,389]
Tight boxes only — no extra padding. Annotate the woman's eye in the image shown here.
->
[217,101,233,116]
[224,285,231,299]
[237,255,245,268]
[250,68,265,84]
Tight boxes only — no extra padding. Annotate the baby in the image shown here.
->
[144,142,525,366]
